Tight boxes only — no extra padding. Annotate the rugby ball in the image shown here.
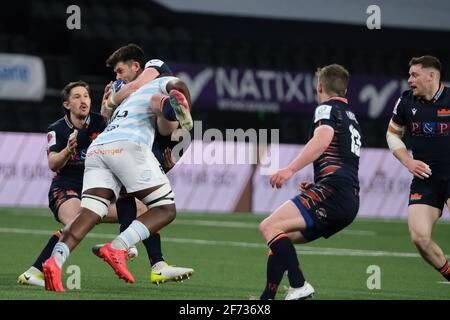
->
[111,79,125,93]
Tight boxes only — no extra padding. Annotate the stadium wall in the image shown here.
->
[0,132,448,220]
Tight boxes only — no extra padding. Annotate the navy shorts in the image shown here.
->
[48,183,81,222]
[291,181,359,241]
[409,177,450,212]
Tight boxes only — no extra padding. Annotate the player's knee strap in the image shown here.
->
[142,184,175,209]
[81,195,111,218]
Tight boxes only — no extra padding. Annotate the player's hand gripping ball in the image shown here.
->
[111,79,125,93]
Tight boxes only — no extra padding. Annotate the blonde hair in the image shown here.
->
[316,64,349,97]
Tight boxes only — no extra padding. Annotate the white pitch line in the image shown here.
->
[0,227,431,259]
[1,211,376,235]
[437,281,450,285]
[172,219,376,236]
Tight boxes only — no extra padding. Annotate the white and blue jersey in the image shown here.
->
[92,76,177,148]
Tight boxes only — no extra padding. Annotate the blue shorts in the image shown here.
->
[291,181,359,241]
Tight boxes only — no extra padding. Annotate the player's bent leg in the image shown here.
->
[62,188,112,250]
[151,94,184,136]
[287,231,310,244]
[133,183,176,233]
[259,201,313,300]
[92,203,139,260]
[133,196,195,284]
[18,197,79,287]
[436,199,450,281]
[57,198,81,225]
[44,188,114,291]
[135,198,148,217]
[408,204,446,268]
[169,89,193,131]
[97,185,175,284]
[259,200,307,242]
[78,189,133,283]
[102,204,118,223]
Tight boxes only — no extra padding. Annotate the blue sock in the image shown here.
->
[162,98,177,121]
[116,196,137,233]
[143,232,164,266]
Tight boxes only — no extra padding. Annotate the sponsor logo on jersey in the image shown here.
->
[411,108,417,115]
[437,108,450,117]
[410,193,422,201]
[411,122,450,136]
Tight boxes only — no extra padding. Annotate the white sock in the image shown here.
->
[111,220,150,250]
[51,242,70,268]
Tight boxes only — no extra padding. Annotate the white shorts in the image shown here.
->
[82,140,171,200]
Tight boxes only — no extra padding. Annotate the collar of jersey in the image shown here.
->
[418,83,444,104]
[327,96,348,104]
[64,114,91,129]
[431,83,444,103]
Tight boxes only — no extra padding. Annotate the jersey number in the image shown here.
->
[349,124,361,157]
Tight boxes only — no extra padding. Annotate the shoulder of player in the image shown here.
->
[399,89,414,102]
[145,59,172,75]
[314,104,334,121]
[391,90,413,112]
[47,117,66,132]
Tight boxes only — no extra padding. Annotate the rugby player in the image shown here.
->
[96,45,194,285]
[386,55,450,281]
[18,79,191,287]
[259,64,362,299]
[42,48,192,291]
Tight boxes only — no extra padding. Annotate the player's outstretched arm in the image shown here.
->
[270,126,334,188]
[386,119,431,179]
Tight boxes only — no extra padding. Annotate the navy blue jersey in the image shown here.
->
[391,84,450,178]
[47,113,106,188]
[310,97,362,188]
